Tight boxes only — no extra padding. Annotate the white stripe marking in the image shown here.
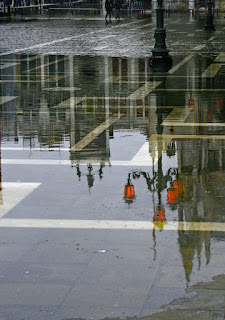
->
[0,78,64,84]
[159,134,225,140]
[193,45,206,50]
[71,114,123,151]
[128,81,161,99]
[162,107,192,125]
[163,122,225,127]
[0,63,18,70]
[154,89,225,92]
[0,219,224,232]
[201,63,222,78]
[131,142,153,164]
[1,147,70,151]
[0,96,19,105]
[168,54,194,75]
[0,183,41,218]
[1,159,154,166]
[44,87,81,92]
[214,53,225,62]
[53,97,85,108]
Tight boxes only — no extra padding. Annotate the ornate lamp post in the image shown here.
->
[204,0,215,30]
[151,0,172,69]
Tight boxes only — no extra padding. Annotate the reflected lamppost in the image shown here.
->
[150,0,172,70]
[124,173,135,203]
[204,0,215,30]
[75,163,105,188]
[123,166,185,208]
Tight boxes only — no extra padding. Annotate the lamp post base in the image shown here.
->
[204,23,215,30]
[150,51,173,71]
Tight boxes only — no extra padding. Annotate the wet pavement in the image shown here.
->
[1,9,225,320]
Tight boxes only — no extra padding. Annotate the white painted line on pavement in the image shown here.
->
[168,54,194,75]
[0,63,18,70]
[162,107,192,125]
[193,44,206,51]
[131,131,225,163]
[0,96,19,105]
[94,46,109,51]
[163,122,225,127]
[201,63,222,78]
[0,219,225,232]
[154,89,225,92]
[215,53,225,62]
[0,78,64,84]
[1,159,71,165]
[71,114,123,151]
[1,159,154,166]
[159,134,225,139]
[131,142,152,163]
[128,81,161,99]
[0,183,41,218]
[53,97,85,108]
[167,43,206,77]
[130,22,153,30]
[1,147,70,151]
[1,182,40,189]
[44,87,81,91]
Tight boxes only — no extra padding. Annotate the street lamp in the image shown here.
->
[204,0,215,30]
[150,0,172,70]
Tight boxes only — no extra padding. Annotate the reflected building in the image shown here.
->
[175,99,225,284]
[0,54,152,165]
[145,54,225,285]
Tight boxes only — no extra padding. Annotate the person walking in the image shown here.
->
[115,0,121,20]
[105,0,113,22]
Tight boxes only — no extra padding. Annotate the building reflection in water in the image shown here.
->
[0,53,152,153]
[0,108,2,206]
[1,52,225,287]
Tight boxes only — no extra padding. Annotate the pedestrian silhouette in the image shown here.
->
[115,0,121,20]
[105,0,113,22]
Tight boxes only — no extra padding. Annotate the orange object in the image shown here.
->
[154,208,166,221]
[188,99,194,108]
[124,184,135,199]
[167,187,178,204]
[215,98,223,110]
[207,112,212,121]
[153,206,166,230]
[173,180,183,195]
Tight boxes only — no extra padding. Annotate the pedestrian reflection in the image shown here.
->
[75,163,106,190]
[98,163,105,180]
[87,164,94,190]
[76,164,81,181]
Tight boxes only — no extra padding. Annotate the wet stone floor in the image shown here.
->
[1,10,225,320]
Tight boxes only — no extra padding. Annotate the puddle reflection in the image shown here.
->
[1,53,225,305]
